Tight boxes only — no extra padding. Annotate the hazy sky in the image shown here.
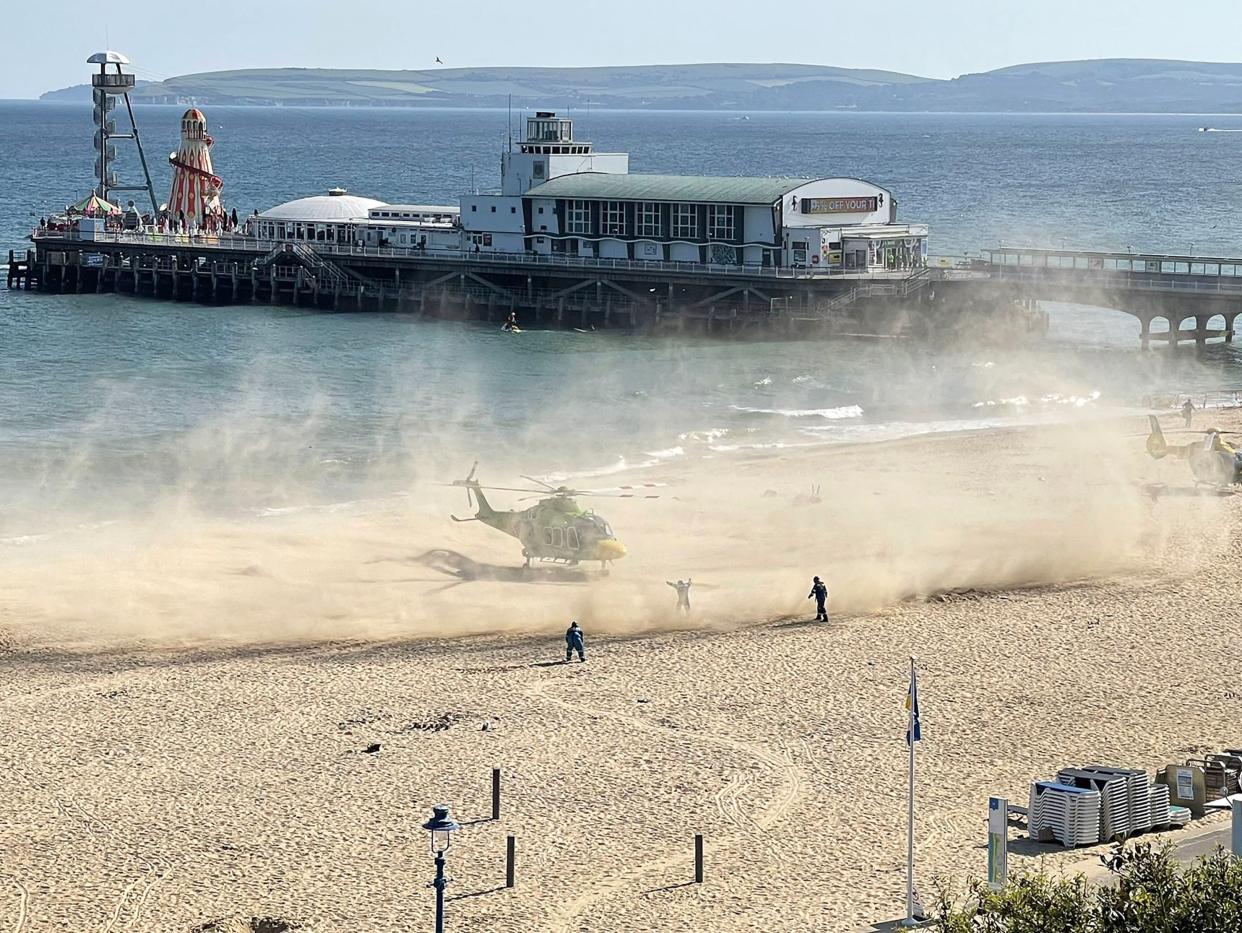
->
[1,0,1236,99]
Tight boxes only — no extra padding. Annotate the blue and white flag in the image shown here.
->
[905,662,922,745]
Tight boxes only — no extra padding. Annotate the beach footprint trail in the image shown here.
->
[523,674,808,931]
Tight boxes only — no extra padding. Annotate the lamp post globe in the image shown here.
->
[422,804,460,933]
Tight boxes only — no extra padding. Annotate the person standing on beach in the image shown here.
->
[565,620,586,663]
[666,579,692,613]
[1182,398,1195,428]
[808,576,829,622]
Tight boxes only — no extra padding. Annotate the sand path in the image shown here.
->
[523,671,810,929]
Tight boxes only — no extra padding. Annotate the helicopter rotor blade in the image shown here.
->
[441,482,556,494]
[573,491,662,499]
[570,482,666,498]
[520,475,558,491]
[575,483,666,494]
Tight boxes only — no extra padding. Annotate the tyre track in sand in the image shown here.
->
[524,676,807,931]
[5,877,28,933]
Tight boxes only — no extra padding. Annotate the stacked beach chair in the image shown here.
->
[1147,782,1171,829]
[1028,781,1101,848]
[1083,766,1152,835]
[1056,768,1131,841]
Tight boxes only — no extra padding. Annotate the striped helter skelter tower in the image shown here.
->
[166,108,223,228]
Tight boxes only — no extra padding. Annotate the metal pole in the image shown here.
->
[694,834,704,883]
[906,657,916,926]
[1231,797,1242,858]
[433,850,447,933]
[492,768,501,821]
[506,835,516,887]
[121,92,159,215]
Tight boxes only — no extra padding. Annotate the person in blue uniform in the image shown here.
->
[808,576,829,622]
[565,620,586,662]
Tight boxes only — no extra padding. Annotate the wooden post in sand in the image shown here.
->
[492,768,502,820]
[694,834,704,883]
[506,835,516,888]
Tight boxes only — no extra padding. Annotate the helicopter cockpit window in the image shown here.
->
[566,527,579,550]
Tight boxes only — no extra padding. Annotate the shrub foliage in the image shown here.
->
[932,842,1242,933]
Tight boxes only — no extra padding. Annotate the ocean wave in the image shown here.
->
[708,441,822,452]
[538,456,653,483]
[642,446,686,461]
[678,428,731,443]
[753,376,773,387]
[973,390,1101,410]
[731,404,864,420]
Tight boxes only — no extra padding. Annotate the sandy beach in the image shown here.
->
[2,410,1240,932]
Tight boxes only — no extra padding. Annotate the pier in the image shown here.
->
[10,231,968,338]
[11,234,1242,346]
[984,247,1242,347]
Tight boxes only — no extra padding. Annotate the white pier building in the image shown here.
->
[251,111,927,274]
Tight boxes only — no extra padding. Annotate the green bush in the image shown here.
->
[932,842,1242,933]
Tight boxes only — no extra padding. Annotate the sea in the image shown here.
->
[2,102,1242,534]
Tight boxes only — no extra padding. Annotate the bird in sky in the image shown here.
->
[435,57,443,64]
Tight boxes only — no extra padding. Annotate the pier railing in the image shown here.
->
[986,248,1242,279]
[32,230,926,283]
[988,267,1242,295]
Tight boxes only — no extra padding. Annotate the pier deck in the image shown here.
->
[11,234,1241,346]
[13,231,955,337]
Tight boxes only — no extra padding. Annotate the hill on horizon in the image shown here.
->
[39,59,1242,113]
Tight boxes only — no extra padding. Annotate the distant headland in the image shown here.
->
[37,58,1242,113]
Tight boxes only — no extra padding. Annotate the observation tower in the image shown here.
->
[88,51,158,213]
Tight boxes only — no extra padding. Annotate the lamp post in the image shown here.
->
[423,804,460,933]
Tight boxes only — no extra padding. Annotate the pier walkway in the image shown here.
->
[9,233,1242,346]
[11,230,950,337]
[985,247,1242,346]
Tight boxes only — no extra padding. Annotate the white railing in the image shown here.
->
[988,267,1242,294]
[31,230,926,283]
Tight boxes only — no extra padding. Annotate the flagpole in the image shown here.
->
[906,655,916,926]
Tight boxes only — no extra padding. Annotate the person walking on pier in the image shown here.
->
[808,576,829,622]
[1182,398,1195,428]
[666,578,692,613]
[564,620,586,663]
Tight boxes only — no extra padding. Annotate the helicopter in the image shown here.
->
[448,463,659,571]
[1144,415,1242,486]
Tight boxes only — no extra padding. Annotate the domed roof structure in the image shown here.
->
[258,190,387,222]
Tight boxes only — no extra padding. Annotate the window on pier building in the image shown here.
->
[601,201,626,236]
[637,202,662,238]
[566,199,592,235]
[708,205,735,241]
[672,203,698,240]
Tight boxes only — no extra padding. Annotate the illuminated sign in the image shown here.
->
[802,197,878,214]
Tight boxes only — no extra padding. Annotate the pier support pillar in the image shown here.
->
[1226,312,1238,343]
[1196,315,1210,347]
